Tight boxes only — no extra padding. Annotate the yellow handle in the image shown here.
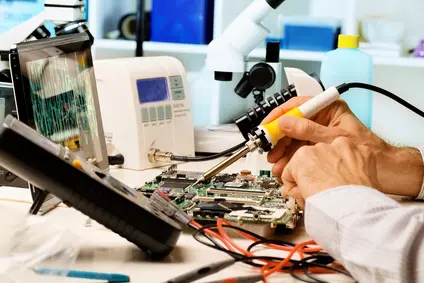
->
[261,107,304,145]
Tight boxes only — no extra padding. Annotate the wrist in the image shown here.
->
[377,146,424,197]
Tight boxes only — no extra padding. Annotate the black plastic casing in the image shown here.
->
[0,115,181,260]
[234,84,298,140]
[234,73,325,140]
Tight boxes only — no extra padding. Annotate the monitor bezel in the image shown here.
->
[9,33,109,170]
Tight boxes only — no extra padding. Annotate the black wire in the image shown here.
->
[290,255,356,283]
[338,82,424,118]
[170,141,245,162]
[247,239,295,252]
[192,224,298,269]
[192,223,356,281]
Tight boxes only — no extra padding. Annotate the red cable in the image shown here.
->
[194,218,340,283]
[191,220,235,252]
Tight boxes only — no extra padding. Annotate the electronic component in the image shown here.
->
[224,182,246,188]
[94,57,195,171]
[9,32,109,215]
[9,32,109,170]
[139,165,301,230]
[0,115,181,259]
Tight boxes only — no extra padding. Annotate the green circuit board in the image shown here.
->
[138,165,301,229]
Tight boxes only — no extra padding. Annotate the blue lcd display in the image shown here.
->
[136,77,169,104]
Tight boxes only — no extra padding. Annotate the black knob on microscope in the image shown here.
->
[249,62,276,91]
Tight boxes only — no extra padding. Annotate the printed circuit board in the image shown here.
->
[138,165,301,230]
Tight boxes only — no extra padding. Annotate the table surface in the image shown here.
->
[0,155,376,283]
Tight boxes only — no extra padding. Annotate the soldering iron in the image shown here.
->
[192,82,424,185]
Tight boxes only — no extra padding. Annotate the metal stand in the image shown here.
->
[135,0,145,57]
[29,185,62,215]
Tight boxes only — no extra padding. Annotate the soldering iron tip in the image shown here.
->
[192,177,204,187]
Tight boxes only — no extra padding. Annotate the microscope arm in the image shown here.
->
[206,0,286,81]
[0,12,45,52]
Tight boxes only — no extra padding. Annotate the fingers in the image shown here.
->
[278,116,343,144]
[261,96,312,124]
[267,137,292,163]
[281,156,296,189]
[281,185,302,199]
[271,140,305,181]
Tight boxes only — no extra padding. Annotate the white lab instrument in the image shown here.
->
[0,0,86,72]
[0,1,86,50]
[44,0,85,24]
[94,57,195,171]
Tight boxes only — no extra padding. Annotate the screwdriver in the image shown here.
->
[162,258,236,283]
[193,86,341,184]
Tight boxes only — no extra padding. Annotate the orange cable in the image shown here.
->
[191,220,234,252]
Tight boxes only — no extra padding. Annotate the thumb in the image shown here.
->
[278,116,339,143]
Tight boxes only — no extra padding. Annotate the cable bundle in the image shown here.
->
[189,219,356,283]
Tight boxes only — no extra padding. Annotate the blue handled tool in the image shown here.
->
[34,268,130,283]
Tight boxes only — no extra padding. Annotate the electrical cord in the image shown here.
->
[170,141,246,162]
[191,220,356,282]
[337,82,424,118]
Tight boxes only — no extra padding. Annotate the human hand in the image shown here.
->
[281,137,379,206]
[262,97,423,198]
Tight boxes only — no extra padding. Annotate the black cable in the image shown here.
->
[192,224,297,269]
[170,141,245,162]
[289,255,355,283]
[247,239,295,252]
[192,223,356,281]
[337,82,424,118]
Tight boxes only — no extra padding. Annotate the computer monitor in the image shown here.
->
[9,32,108,170]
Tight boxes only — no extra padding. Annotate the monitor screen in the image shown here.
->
[10,33,109,170]
[137,77,169,104]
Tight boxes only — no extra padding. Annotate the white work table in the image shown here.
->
[0,157,359,283]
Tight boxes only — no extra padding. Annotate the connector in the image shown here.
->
[150,190,192,227]
[148,148,172,163]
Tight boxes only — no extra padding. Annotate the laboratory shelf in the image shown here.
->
[250,48,325,62]
[94,39,424,68]
[94,39,208,55]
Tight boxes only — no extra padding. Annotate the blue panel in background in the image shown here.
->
[284,24,340,52]
[136,77,169,104]
[150,0,214,45]
[0,0,44,34]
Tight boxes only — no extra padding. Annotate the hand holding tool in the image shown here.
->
[194,87,341,183]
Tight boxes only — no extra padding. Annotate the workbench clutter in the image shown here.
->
[0,205,80,282]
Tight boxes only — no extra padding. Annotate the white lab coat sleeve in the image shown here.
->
[305,186,424,283]
[415,145,424,200]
